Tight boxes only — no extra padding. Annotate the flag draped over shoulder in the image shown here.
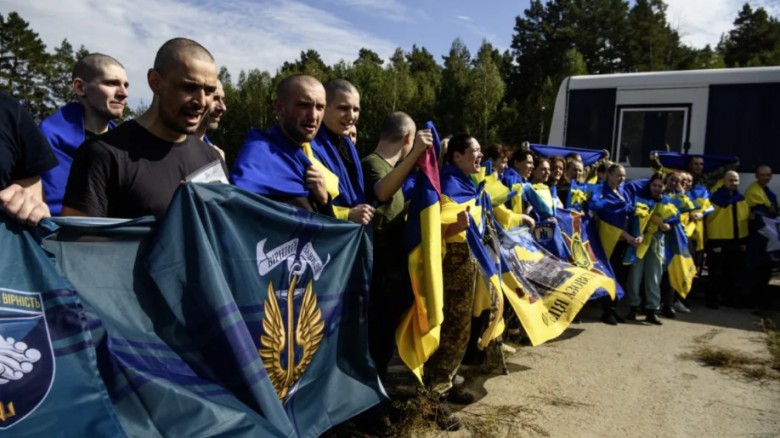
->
[499,226,615,345]
[656,197,697,298]
[41,184,383,438]
[396,121,443,383]
[530,144,606,166]
[231,126,313,198]
[651,151,738,173]
[312,130,366,207]
[440,166,505,348]
[0,218,125,436]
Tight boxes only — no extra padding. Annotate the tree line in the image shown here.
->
[1,2,778,166]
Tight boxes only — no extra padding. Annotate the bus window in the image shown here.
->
[705,83,780,172]
[565,88,615,150]
[616,106,689,167]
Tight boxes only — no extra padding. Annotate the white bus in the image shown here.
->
[547,67,780,192]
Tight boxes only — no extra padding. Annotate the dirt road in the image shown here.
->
[436,303,780,437]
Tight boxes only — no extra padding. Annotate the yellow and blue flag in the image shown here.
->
[499,226,616,345]
[396,121,444,383]
[529,144,607,166]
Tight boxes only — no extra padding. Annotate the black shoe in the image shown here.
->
[626,306,638,321]
[447,389,475,405]
[601,311,618,325]
[645,312,663,325]
[661,306,676,319]
[611,309,626,324]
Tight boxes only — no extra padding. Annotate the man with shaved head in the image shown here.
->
[311,78,374,224]
[196,79,227,160]
[361,111,431,379]
[39,53,129,215]
[705,170,749,308]
[62,38,225,218]
[231,74,335,215]
[744,165,777,312]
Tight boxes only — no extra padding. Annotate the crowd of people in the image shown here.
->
[1,37,777,434]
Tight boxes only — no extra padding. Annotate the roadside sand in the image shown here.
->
[438,302,780,437]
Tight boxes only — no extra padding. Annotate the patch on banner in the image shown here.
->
[0,288,54,430]
[256,238,329,402]
[533,221,556,245]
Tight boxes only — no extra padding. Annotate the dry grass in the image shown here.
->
[686,343,780,381]
[760,317,780,371]
[461,404,548,437]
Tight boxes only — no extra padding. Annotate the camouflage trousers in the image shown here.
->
[425,242,477,395]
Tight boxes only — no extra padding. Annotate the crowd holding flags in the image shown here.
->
[2,117,777,435]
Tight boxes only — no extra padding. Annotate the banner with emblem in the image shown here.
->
[499,226,616,346]
[40,184,383,438]
[0,218,124,437]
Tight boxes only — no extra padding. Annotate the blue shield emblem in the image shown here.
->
[533,220,556,245]
[0,288,55,430]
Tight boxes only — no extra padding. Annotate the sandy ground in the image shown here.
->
[381,292,780,437]
[449,301,780,437]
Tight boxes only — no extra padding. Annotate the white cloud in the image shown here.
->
[665,0,780,48]
[456,15,472,22]
[3,0,400,108]
[324,0,426,23]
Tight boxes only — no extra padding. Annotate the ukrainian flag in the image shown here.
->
[589,183,632,260]
[652,197,697,298]
[688,185,713,251]
[396,122,443,382]
[440,163,505,348]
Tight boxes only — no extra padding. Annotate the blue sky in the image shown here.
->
[3,0,777,109]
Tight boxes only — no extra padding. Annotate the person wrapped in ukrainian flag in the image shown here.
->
[424,133,488,421]
[587,163,643,325]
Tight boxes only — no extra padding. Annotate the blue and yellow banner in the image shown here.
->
[499,226,615,345]
[397,121,444,383]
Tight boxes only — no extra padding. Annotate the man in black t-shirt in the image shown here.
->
[0,91,58,225]
[62,38,225,218]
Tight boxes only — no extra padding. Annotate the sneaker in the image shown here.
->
[673,300,691,313]
[452,374,465,386]
[626,306,638,321]
[447,389,475,405]
[601,311,618,325]
[500,343,517,354]
[611,309,626,324]
[661,306,676,319]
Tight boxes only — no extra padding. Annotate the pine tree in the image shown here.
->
[720,4,780,67]
[0,12,52,121]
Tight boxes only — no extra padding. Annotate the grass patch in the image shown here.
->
[461,404,548,437]
[388,394,439,437]
[760,318,780,371]
[686,344,779,381]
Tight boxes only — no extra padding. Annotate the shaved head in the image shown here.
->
[73,53,124,82]
[380,111,415,143]
[324,79,358,104]
[153,38,214,77]
[276,74,323,102]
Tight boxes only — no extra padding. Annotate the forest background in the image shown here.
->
[1,1,779,165]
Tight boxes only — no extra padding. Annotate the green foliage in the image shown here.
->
[720,3,780,67]
[0,12,56,121]
[2,3,774,163]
